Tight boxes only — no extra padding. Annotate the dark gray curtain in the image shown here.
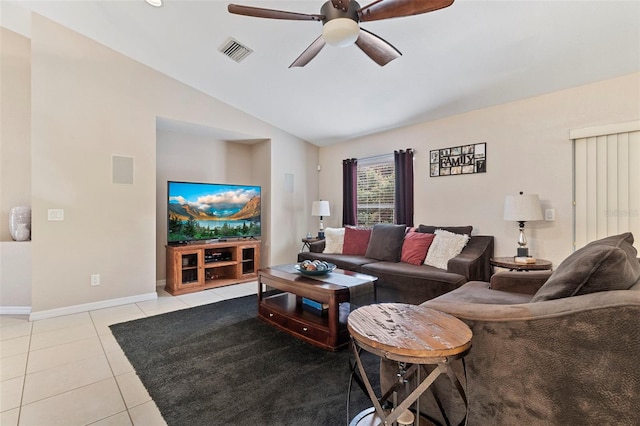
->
[394,149,414,227]
[342,158,357,226]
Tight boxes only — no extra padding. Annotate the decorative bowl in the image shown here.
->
[295,262,337,276]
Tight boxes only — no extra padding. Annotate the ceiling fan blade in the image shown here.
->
[358,0,454,22]
[228,4,323,21]
[289,36,327,68]
[355,28,402,66]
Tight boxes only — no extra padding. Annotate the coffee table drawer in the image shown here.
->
[259,304,290,328]
[259,303,329,346]
[287,315,327,342]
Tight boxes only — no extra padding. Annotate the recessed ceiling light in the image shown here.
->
[145,0,162,7]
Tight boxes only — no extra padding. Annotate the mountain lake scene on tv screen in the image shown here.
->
[168,184,261,242]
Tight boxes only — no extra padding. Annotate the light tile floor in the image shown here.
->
[0,282,257,426]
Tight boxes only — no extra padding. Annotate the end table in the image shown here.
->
[347,303,472,426]
[300,237,323,252]
[490,257,552,271]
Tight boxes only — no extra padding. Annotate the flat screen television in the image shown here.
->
[167,181,261,244]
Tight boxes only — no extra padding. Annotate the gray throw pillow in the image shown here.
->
[531,232,640,302]
[418,225,473,235]
[365,224,407,262]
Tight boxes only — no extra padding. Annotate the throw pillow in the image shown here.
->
[418,225,473,235]
[365,224,407,262]
[424,229,470,270]
[342,226,372,256]
[323,227,345,254]
[531,232,640,302]
[401,232,435,266]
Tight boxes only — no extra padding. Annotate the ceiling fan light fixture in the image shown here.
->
[322,18,360,47]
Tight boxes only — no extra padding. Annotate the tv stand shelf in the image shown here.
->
[165,240,260,296]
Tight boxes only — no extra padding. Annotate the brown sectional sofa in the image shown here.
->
[297,225,494,305]
[380,232,640,424]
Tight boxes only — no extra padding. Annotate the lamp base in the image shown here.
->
[517,247,529,257]
[318,231,325,239]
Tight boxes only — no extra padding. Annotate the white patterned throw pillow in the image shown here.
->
[424,229,470,270]
[323,227,345,254]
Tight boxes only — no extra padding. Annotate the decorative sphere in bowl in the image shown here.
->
[295,260,336,275]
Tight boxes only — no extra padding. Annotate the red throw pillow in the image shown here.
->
[342,227,372,256]
[401,232,435,265]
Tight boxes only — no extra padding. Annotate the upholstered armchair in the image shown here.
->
[381,232,640,425]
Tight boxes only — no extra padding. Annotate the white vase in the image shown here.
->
[9,206,31,241]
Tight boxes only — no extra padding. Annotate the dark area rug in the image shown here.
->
[110,295,379,426]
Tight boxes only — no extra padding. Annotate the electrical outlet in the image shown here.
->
[48,209,64,221]
[90,274,101,286]
[545,209,556,221]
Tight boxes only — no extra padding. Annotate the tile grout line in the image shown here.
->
[15,322,33,426]
[90,308,138,426]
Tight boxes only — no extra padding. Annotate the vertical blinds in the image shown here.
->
[573,124,640,251]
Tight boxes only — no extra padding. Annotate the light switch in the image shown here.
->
[48,209,64,221]
[545,209,555,221]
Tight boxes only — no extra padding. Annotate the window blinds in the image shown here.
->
[356,154,395,225]
[572,122,640,251]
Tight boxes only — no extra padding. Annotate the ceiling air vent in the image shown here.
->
[219,38,253,63]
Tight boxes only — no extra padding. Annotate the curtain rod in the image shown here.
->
[357,149,415,162]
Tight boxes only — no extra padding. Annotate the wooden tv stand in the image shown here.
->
[165,240,260,295]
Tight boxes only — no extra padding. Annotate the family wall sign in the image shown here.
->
[430,142,486,177]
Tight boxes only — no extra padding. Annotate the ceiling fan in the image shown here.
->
[228,0,454,68]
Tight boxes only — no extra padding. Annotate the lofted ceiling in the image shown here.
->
[2,0,639,146]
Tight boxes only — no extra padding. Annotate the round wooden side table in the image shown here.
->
[490,257,553,271]
[347,303,472,426]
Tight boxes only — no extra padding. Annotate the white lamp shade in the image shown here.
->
[504,194,543,222]
[312,200,331,217]
[322,18,360,47]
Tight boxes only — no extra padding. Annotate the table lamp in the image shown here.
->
[504,192,543,257]
[312,200,330,239]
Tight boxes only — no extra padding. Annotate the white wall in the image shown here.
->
[13,14,317,318]
[0,28,32,313]
[268,138,320,265]
[0,242,31,311]
[319,72,640,266]
[0,28,31,241]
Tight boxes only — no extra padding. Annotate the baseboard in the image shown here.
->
[0,306,32,315]
[29,292,158,321]
[156,279,166,288]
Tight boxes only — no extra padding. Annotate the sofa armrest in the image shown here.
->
[424,281,640,321]
[447,235,494,282]
[490,270,552,295]
[414,282,640,425]
[309,240,325,253]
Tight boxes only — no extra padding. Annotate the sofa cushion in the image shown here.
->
[424,229,470,270]
[365,224,407,262]
[401,232,435,266]
[418,225,473,235]
[531,232,640,302]
[342,226,372,256]
[424,281,534,306]
[323,227,345,254]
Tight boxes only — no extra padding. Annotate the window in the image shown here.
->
[356,155,395,225]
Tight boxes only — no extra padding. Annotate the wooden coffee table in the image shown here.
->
[258,265,377,351]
